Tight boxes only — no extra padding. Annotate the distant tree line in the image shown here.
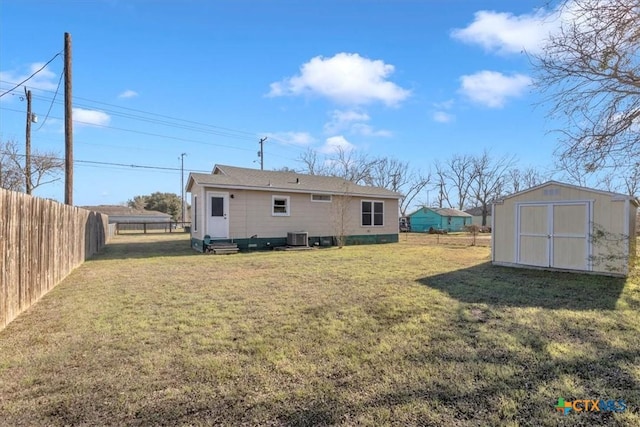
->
[127,192,184,221]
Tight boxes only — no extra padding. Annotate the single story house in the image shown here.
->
[464,206,491,227]
[492,181,638,276]
[186,165,402,251]
[407,207,472,232]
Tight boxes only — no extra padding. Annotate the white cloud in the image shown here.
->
[267,52,411,106]
[265,131,314,146]
[432,99,455,123]
[351,123,393,137]
[433,111,455,123]
[324,109,369,134]
[459,71,532,108]
[320,135,355,154]
[451,8,558,55]
[434,99,455,110]
[324,109,391,136]
[118,89,138,99]
[73,108,111,127]
[0,63,59,100]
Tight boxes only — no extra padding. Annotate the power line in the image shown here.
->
[0,149,212,173]
[35,65,65,130]
[0,52,62,98]
[0,78,258,139]
[0,79,309,161]
[0,105,257,152]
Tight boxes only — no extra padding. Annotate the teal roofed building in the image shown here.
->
[407,207,472,232]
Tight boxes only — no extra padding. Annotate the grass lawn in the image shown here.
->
[0,233,638,426]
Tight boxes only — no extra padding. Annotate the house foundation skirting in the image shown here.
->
[191,233,398,252]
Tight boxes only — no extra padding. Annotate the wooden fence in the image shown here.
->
[0,189,111,330]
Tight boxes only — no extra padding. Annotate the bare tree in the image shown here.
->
[298,148,431,215]
[436,154,476,210]
[553,155,590,187]
[367,157,432,216]
[298,146,378,184]
[298,148,324,176]
[0,139,64,193]
[622,164,640,197]
[328,146,378,184]
[470,151,517,226]
[507,167,545,193]
[534,0,640,172]
[596,163,640,197]
[332,182,353,247]
[433,161,453,208]
[0,142,23,191]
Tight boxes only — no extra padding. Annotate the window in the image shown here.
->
[211,196,224,217]
[362,201,384,226]
[193,195,198,231]
[272,195,290,216]
[311,194,332,202]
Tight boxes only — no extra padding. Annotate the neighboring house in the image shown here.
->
[407,207,472,232]
[81,205,172,230]
[464,206,491,227]
[185,165,401,251]
[492,181,638,276]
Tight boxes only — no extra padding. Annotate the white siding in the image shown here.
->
[189,185,399,239]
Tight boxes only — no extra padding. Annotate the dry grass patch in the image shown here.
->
[0,233,638,426]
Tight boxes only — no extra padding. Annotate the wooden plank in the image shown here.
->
[0,189,6,329]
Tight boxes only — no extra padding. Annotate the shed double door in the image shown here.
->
[517,202,591,271]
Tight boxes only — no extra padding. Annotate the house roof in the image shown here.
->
[408,206,472,217]
[494,180,639,205]
[81,205,171,217]
[464,206,491,216]
[186,164,402,199]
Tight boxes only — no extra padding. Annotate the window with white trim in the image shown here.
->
[311,194,332,202]
[272,195,290,216]
[362,200,384,226]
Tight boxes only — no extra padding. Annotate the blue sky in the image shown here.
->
[1,0,567,206]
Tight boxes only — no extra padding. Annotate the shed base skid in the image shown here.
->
[492,261,626,278]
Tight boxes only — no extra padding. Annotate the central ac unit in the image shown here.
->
[287,231,309,246]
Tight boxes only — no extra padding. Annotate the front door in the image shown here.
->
[206,192,229,238]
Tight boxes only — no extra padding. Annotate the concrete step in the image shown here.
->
[205,242,239,254]
[212,247,240,255]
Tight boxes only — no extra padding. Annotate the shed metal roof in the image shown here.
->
[494,180,639,205]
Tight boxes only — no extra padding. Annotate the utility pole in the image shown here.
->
[24,87,32,195]
[64,32,73,205]
[180,152,186,226]
[258,137,267,170]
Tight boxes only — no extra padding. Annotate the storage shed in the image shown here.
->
[492,181,638,276]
